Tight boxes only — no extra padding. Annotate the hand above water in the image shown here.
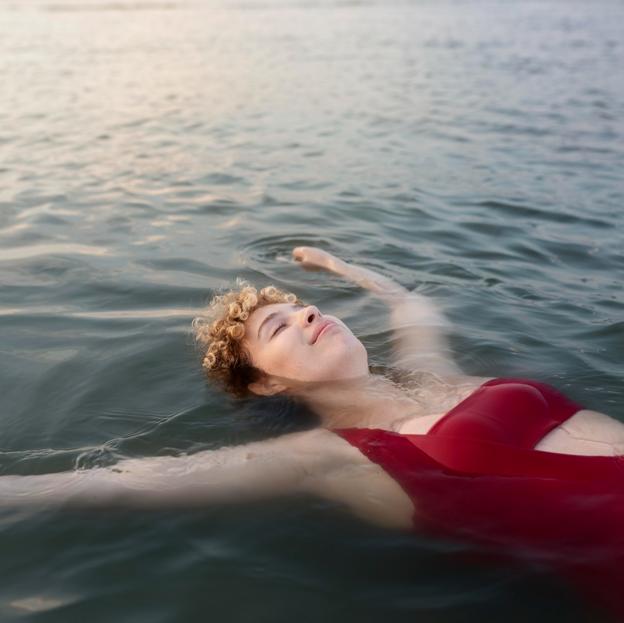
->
[293,245,408,301]
[292,246,343,273]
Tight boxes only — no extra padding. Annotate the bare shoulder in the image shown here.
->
[410,372,492,403]
[287,429,416,531]
[250,427,372,468]
[440,373,493,387]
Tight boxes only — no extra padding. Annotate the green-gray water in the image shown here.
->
[1,0,623,620]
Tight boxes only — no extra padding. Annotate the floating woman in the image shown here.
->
[3,246,624,619]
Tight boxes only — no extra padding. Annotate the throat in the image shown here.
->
[303,374,424,431]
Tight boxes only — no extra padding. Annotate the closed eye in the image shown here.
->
[271,323,286,338]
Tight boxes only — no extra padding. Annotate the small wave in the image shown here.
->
[42,1,194,12]
[10,594,76,613]
[0,306,199,320]
[0,244,109,262]
[472,200,611,229]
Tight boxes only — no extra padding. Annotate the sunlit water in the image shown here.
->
[0,0,623,620]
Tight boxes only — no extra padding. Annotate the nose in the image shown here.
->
[300,305,321,326]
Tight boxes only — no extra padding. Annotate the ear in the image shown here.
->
[248,378,287,397]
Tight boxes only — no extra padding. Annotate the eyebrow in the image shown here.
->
[257,305,298,340]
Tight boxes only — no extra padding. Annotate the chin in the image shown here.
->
[326,346,369,380]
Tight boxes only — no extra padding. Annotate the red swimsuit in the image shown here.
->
[332,378,624,619]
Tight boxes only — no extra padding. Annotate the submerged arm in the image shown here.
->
[293,246,463,377]
[0,429,336,511]
[387,293,463,377]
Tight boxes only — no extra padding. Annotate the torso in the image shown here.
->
[302,375,624,531]
[394,377,624,455]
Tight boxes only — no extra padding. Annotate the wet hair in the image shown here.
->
[192,283,304,397]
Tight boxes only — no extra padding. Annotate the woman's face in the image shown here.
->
[243,303,369,387]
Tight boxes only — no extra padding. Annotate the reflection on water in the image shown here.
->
[0,0,623,621]
[0,243,110,261]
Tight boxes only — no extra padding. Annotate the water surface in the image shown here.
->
[0,0,623,621]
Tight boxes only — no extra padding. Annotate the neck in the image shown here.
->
[293,373,421,431]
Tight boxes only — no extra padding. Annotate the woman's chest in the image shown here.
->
[393,376,489,434]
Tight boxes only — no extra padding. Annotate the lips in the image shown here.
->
[311,320,336,344]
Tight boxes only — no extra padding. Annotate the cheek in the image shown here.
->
[249,329,367,382]
[252,339,306,377]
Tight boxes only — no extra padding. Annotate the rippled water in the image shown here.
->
[1,0,623,620]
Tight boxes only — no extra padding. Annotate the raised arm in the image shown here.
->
[292,246,463,378]
[0,428,339,511]
[293,246,407,303]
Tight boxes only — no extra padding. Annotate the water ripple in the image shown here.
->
[1,0,623,620]
[0,244,110,261]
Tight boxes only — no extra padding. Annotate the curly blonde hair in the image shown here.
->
[192,283,304,396]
